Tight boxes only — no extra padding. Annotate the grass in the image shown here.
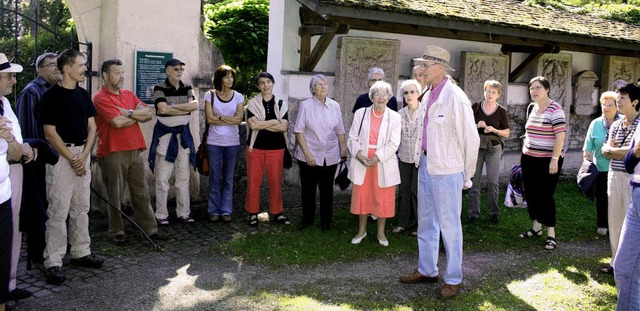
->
[222,182,618,310]
[223,182,601,266]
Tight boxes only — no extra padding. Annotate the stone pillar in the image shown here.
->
[601,55,640,92]
[459,52,509,106]
[335,37,400,131]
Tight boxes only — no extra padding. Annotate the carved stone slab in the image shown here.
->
[601,55,639,92]
[460,52,509,106]
[537,53,573,148]
[336,37,400,129]
[572,70,598,116]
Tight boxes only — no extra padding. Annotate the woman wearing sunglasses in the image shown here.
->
[393,79,423,235]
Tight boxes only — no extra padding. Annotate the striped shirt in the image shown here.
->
[522,101,566,157]
[609,117,640,172]
[397,106,421,163]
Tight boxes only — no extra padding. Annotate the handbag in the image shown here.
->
[196,90,214,176]
[335,160,350,190]
[196,124,210,176]
[334,109,367,190]
[277,99,293,169]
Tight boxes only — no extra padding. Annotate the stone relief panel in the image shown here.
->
[335,37,400,131]
[537,54,572,112]
[601,56,639,92]
[572,70,598,116]
[459,52,509,106]
[537,54,573,149]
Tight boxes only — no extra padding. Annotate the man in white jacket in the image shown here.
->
[399,46,479,299]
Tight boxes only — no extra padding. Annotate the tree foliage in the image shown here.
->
[203,0,269,96]
[0,0,77,102]
[525,0,640,25]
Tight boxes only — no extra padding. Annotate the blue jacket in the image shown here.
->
[148,122,196,171]
[16,76,51,139]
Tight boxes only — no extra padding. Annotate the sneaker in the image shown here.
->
[46,266,66,285]
[149,231,170,241]
[179,216,195,224]
[392,226,405,234]
[70,254,104,268]
[157,218,169,226]
[597,228,608,236]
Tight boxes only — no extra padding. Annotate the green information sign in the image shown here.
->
[134,50,173,104]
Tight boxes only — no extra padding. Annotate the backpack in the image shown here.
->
[504,164,527,208]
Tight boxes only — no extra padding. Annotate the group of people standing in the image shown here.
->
[1,41,639,309]
[584,80,640,310]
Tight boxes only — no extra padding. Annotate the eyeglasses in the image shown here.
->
[172,67,185,72]
[41,63,57,68]
[369,78,383,83]
[403,90,417,95]
[529,86,544,91]
[422,62,439,69]
[373,93,389,99]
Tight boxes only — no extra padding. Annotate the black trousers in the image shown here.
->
[521,154,563,227]
[0,198,12,304]
[298,161,337,230]
[595,171,609,229]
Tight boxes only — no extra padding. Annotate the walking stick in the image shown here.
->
[90,187,164,251]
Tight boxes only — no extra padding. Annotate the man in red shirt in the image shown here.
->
[93,59,168,245]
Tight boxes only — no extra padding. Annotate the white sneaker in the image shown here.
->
[597,228,608,236]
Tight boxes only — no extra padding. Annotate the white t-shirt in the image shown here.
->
[204,90,244,147]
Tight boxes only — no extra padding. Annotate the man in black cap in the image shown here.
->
[148,58,198,225]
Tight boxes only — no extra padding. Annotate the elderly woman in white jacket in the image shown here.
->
[348,81,401,246]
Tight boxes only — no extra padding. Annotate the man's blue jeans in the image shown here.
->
[416,154,464,285]
[207,145,240,216]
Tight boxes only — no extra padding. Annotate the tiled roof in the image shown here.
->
[319,0,640,44]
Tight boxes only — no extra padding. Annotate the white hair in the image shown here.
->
[367,67,385,80]
[368,81,393,100]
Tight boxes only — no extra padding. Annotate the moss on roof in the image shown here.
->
[320,0,640,43]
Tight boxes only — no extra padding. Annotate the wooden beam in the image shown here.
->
[299,33,311,71]
[300,22,350,71]
[299,7,350,72]
[509,53,542,83]
[501,44,559,54]
[320,15,640,57]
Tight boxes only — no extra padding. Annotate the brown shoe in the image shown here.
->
[440,283,462,298]
[399,269,438,283]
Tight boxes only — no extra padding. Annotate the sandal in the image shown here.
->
[601,266,614,275]
[273,214,291,225]
[179,216,195,224]
[519,228,542,238]
[248,214,258,227]
[544,236,557,250]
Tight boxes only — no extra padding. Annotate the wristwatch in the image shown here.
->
[127,109,133,118]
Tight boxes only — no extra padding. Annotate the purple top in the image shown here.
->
[421,78,447,151]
